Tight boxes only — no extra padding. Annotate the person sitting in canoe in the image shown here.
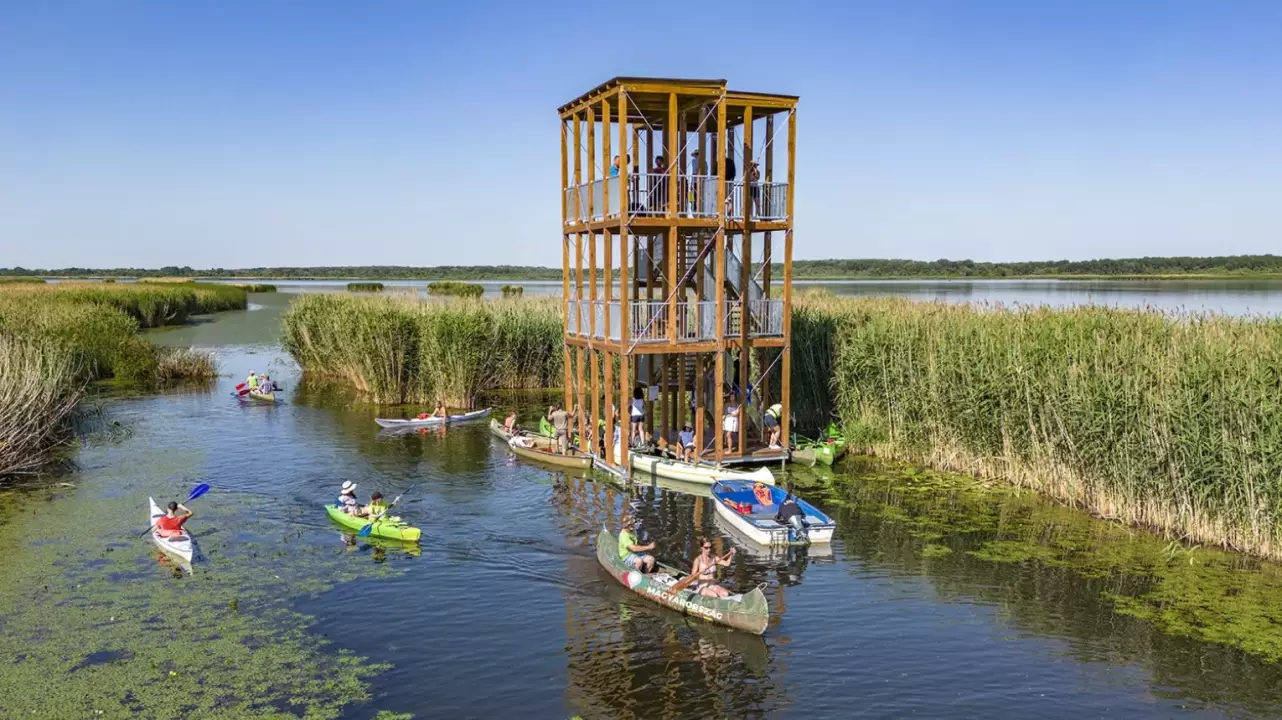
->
[689,538,736,598]
[245,371,258,391]
[337,481,366,516]
[753,482,774,509]
[258,374,277,393]
[775,488,808,541]
[431,401,447,418]
[504,410,519,434]
[678,423,696,462]
[155,500,193,538]
[618,514,655,573]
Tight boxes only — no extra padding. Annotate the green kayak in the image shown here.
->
[324,504,422,542]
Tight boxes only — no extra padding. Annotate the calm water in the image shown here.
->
[201,277,1282,315]
[6,292,1282,717]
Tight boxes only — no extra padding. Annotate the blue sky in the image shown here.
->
[1,1,1279,268]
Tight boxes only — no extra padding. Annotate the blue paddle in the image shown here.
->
[357,484,416,538]
[140,483,210,537]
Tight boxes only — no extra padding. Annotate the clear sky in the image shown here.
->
[1,1,1279,269]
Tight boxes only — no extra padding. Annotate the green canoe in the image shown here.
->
[324,504,422,542]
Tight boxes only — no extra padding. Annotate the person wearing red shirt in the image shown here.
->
[156,501,193,538]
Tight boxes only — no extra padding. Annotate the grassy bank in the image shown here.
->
[282,294,561,407]
[0,283,237,476]
[793,294,1282,559]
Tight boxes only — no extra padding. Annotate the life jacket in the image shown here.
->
[754,485,773,506]
[367,502,387,519]
[247,375,258,389]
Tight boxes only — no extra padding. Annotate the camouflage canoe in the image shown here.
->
[508,436,593,470]
[594,529,769,635]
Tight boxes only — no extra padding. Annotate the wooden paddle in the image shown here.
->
[668,548,735,594]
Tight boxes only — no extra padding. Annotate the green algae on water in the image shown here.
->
[0,479,406,718]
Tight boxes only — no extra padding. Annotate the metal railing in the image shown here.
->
[564,177,788,223]
[724,298,784,336]
[566,299,782,343]
[725,180,789,221]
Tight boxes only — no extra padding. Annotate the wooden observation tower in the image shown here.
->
[558,77,797,475]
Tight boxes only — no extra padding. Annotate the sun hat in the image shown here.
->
[341,480,357,494]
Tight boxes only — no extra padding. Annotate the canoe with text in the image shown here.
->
[594,529,768,634]
[626,451,775,485]
[374,407,492,429]
[508,436,593,470]
[489,419,557,450]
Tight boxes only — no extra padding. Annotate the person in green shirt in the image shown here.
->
[618,514,655,572]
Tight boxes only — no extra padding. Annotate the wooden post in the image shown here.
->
[713,99,728,463]
[602,99,612,217]
[760,114,774,415]
[619,226,631,471]
[589,230,599,451]
[738,107,753,456]
[694,354,705,460]
[603,229,613,458]
[586,106,596,221]
[667,93,679,347]
[575,232,587,451]
[781,108,796,451]
[659,353,669,446]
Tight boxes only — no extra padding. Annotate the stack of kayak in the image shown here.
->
[790,423,847,467]
[375,407,491,429]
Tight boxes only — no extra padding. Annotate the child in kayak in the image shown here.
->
[504,410,518,434]
[156,501,193,538]
[337,481,365,516]
[365,491,388,520]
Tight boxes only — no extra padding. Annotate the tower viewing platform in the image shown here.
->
[557,76,797,471]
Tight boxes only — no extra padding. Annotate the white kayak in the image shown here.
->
[627,451,776,485]
[149,496,197,563]
[374,407,492,428]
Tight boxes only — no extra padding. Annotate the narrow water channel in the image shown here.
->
[5,292,1282,718]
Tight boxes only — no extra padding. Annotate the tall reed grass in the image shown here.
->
[0,283,231,477]
[794,294,1282,559]
[0,277,46,285]
[429,281,485,298]
[236,283,277,293]
[347,282,384,292]
[501,285,524,297]
[0,334,84,475]
[282,294,562,407]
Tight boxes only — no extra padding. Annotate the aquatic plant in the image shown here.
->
[235,282,277,292]
[796,295,1282,559]
[501,284,524,297]
[428,281,485,298]
[347,282,384,292]
[0,334,84,475]
[0,276,46,284]
[282,294,562,407]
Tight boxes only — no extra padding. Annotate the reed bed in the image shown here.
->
[236,283,277,293]
[501,284,524,297]
[0,276,46,285]
[347,282,384,293]
[0,282,246,328]
[282,294,561,407]
[794,294,1282,559]
[428,281,485,298]
[0,334,84,475]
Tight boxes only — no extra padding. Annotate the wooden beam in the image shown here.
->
[713,98,727,463]
[619,223,631,472]
[618,92,629,229]
[739,106,753,457]
[781,108,796,450]
[558,84,622,121]
[667,92,679,348]
[561,119,569,226]
[760,115,774,423]
[575,233,587,451]
[586,105,596,220]
[694,354,705,461]
[602,98,612,218]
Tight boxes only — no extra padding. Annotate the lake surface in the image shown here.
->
[7,292,1282,717]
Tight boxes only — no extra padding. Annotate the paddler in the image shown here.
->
[245,370,258,391]
[503,409,519,434]
[337,481,366,516]
[364,491,388,520]
[618,514,656,573]
[155,500,193,538]
[431,401,447,418]
[258,374,277,394]
[689,538,736,598]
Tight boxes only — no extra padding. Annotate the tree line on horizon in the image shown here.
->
[3,255,1281,280]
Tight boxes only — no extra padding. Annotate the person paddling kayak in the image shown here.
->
[257,374,278,394]
[365,491,388,519]
[156,500,193,538]
[618,514,655,573]
[245,371,258,391]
